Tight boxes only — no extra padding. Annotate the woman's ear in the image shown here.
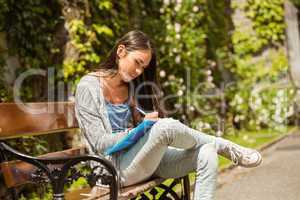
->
[117,45,127,58]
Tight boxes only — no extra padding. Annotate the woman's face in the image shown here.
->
[117,45,152,82]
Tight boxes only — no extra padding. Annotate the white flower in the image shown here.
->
[176,34,181,39]
[206,70,212,75]
[177,0,182,4]
[179,78,184,83]
[175,103,181,108]
[175,23,181,33]
[207,76,213,82]
[277,90,284,97]
[198,121,204,130]
[204,123,211,129]
[168,75,175,80]
[193,6,199,12]
[287,106,294,117]
[251,97,262,110]
[159,70,166,78]
[237,96,243,104]
[189,106,195,111]
[177,90,183,96]
[272,114,283,123]
[159,8,164,14]
[255,98,261,105]
[163,82,169,87]
[166,36,172,42]
[175,4,181,12]
[216,130,223,137]
[234,115,240,122]
[163,0,170,5]
[175,55,181,63]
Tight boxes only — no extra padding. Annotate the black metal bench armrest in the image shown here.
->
[0,142,118,200]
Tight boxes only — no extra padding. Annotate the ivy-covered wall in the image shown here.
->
[0,0,295,133]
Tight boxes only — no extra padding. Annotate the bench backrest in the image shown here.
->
[0,102,81,188]
[0,102,78,139]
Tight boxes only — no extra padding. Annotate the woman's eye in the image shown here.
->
[135,60,143,68]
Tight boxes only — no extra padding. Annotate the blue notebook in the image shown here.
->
[104,120,157,155]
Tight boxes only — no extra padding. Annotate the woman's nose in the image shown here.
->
[135,68,143,75]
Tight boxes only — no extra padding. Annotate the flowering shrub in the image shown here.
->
[226,0,295,132]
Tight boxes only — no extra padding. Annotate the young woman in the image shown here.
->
[74,30,262,200]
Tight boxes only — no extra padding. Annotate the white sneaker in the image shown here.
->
[221,143,263,168]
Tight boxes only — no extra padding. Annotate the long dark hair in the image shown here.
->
[93,30,165,123]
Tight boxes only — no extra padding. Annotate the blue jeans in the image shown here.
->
[118,118,221,200]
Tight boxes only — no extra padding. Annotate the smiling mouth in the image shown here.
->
[123,73,135,81]
[128,74,137,79]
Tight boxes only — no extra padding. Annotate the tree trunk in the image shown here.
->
[284,0,300,89]
[0,31,21,102]
[58,0,90,69]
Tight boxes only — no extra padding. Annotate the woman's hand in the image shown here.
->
[124,127,133,134]
[144,111,160,121]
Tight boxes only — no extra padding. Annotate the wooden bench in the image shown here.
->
[0,102,191,200]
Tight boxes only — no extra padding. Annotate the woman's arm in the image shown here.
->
[75,81,127,154]
[144,111,160,121]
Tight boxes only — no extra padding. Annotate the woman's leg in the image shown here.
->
[118,117,216,185]
[118,117,261,192]
[153,144,218,200]
[143,117,262,168]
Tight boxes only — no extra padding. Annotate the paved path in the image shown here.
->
[215,131,300,200]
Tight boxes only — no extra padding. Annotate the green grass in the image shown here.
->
[217,126,295,170]
[139,126,297,199]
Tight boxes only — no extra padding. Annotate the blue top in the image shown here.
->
[105,92,132,134]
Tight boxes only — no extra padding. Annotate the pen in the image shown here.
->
[135,106,147,116]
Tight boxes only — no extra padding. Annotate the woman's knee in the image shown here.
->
[151,117,181,133]
[148,117,181,144]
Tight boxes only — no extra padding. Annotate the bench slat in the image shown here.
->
[0,102,78,139]
[65,177,165,200]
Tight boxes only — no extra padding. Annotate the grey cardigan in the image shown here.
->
[74,74,128,184]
